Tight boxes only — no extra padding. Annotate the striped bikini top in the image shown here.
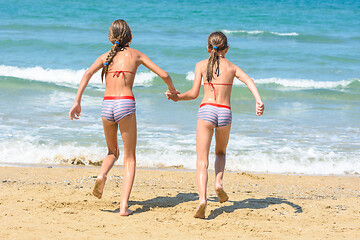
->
[204,82,233,101]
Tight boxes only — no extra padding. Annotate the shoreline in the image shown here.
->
[1,162,359,177]
[1,166,359,239]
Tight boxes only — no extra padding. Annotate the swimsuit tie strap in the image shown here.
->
[207,82,216,101]
[112,71,125,78]
[109,71,135,78]
[210,82,216,100]
[204,82,233,101]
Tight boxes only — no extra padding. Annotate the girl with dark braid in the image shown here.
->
[69,19,178,216]
[167,31,264,218]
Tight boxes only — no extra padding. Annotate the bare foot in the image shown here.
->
[194,201,207,219]
[119,209,133,216]
[216,187,229,203]
[92,176,106,199]
[119,203,133,216]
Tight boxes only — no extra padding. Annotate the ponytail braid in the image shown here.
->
[101,19,132,83]
[205,31,228,83]
[101,42,120,82]
[206,47,219,83]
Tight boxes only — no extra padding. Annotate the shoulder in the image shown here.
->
[127,47,143,56]
[97,51,110,63]
[195,59,208,69]
[127,48,149,62]
[224,58,240,72]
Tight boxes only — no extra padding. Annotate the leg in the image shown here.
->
[118,113,137,216]
[194,119,214,218]
[214,124,231,203]
[93,118,120,199]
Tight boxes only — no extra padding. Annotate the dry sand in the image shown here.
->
[1,166,359,239]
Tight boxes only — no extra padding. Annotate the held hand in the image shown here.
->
[165,89,180,102]
[256,101,264,116]
[69,103,82,121]
[169,93,179,102]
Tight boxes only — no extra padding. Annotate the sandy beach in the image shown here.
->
[0,166,359,239]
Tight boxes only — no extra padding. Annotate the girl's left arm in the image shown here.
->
[140,52,177,93]
[69,54,105,121]
[235,65,264,116]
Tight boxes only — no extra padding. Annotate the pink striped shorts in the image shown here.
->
[101,96,136,122]
[197,103,232,127]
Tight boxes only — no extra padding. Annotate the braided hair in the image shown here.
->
[101,19,132,82]
[206,31,228,83]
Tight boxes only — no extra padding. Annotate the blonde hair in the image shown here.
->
[206,31,228,83]
[101,19,132,82]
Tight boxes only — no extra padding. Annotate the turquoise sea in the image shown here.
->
[0,0,359,174]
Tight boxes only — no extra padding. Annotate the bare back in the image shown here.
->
[102,47,143,97]
[197,58,237,106]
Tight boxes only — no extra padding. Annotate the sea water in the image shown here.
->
[0,0,359,174]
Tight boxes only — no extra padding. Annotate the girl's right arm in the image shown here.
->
[235,65,264,116]
[68,53,106,121]
[177,61,203,100]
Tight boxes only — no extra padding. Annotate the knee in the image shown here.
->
[197,159,209,169]
[123,150,136,162]
[108,148,119,160]
[124,156,136,167]
[215,151,226,158]
[123,150,136,161]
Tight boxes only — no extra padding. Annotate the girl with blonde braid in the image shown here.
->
[69,19,178,216]
[167,31,264,218]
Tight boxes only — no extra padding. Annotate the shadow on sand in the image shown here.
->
[101,193,302,219]
[207,196,303,220]
[100,192,198,214]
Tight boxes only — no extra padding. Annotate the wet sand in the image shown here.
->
[0,166,359,239]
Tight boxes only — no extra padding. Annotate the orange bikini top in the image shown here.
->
[107,70,135,78]
[204,82,233,100]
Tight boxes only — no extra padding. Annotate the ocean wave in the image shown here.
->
[223,29,299,36]
[186,71,194,80]
[223,30,343,44]
[254,78,358,89]
[227,147,359,175]
[1,65,358,91]
[0,139,358,175]
[185,71,358,90]
[0,65,157,87]
[0,140,105,166]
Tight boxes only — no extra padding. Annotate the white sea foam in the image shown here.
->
[2,65,355,90]
[226,147,359,175]
[0,65,157,87]
[186,71,195,81]
[226,30,264,35]
[223,29,299,36]
[133,71,157,86]
[185,71,355,89]
[270,31,299,36]
[0,65,86,85]
[0,140,105,165]
[254,78,353,89]
[0,138,358,175]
